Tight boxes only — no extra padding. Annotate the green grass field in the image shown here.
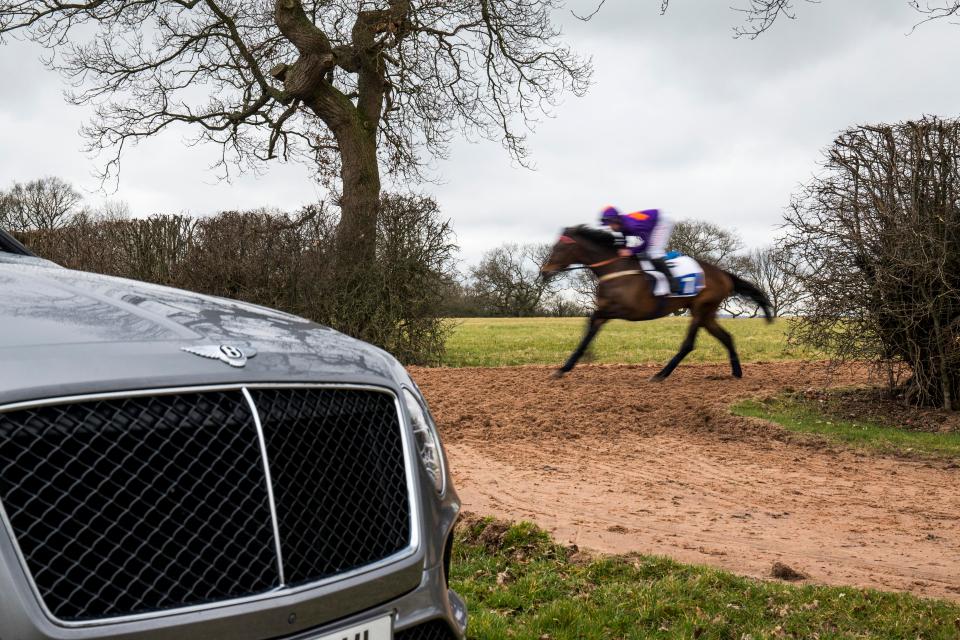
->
[733,395,960,460]
[454,518,960,639]
[443,317,811,367]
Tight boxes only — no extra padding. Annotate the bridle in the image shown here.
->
[555,234,620,270]
[553,234,639,278]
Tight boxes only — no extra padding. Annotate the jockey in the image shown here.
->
[599,206,677,295]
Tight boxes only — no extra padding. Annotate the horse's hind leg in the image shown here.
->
[652,318,701,381]
[554,315,607,378]
[703,317,743,378]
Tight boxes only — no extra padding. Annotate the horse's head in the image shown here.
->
[540,226,617,278]
[540,228,582,278]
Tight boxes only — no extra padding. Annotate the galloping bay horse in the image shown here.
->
[541,225,773,381]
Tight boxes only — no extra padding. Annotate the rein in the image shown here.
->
[554,257,622,274]
[598,269,643,283]
[556,233,640,276]
[588,256,621,268]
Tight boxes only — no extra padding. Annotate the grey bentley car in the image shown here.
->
[0,229,466,640]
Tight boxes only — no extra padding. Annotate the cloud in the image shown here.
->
[2,1,960,265]
[435,0,960,259]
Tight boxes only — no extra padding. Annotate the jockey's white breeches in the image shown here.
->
[646,218,673,259]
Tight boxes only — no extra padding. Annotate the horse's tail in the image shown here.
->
[724,271,774,323]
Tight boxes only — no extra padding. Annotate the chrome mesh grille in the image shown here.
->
[252,389,410,586]
[0,391,279,620]
[0,386,411,622]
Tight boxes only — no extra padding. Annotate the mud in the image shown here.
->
[411,362,960,601]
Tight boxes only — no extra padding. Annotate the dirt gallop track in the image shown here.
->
[411,362,960,601]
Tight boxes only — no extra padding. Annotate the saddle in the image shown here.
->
[639,252,705,297]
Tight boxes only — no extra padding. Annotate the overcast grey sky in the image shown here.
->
[1,0,959,265]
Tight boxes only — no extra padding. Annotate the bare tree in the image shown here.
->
[668,219,743,268]
[92,200,132,222]
[0,177,82,232]
[0,191,10,231]
[661,0,960,38]
[736,244,804,317]
[652,1,814,38]
[470,242,559,316]
[0,1,589,344]
[783,116,960,409]
[0,1,589,257]
[438,276,486,317]
[726,0,806,38]
[567,268,599,313]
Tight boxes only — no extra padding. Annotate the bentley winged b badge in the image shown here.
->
[182,344,257,368]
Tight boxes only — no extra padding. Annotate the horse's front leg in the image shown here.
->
[553,315,607,378]
[652,317,701,381]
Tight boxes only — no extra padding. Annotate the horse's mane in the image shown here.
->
[567,224,617,249]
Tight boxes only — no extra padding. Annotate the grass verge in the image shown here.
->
[443,317,812,368]
[452,517,960,639]
[732,395,960,460]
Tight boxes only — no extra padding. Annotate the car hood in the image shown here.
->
[0,255,405,404]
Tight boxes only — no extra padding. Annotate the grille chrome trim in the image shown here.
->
[0,383,422,629]
[242,387,286,586]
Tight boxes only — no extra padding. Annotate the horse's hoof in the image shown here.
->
[650,374,666,383]
[551,369,566,380]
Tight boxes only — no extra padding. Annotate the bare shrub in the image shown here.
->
[19,215,196,282]
[783,116,960,409]
[179,210,317,312]
[18,194,456,365]
[438,277,488,318]
[367,194,458,363]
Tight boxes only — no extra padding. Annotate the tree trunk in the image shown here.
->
[274,0,390,342]
[326,119,383,341]
[932,315,952,410]
[336,123,380,263]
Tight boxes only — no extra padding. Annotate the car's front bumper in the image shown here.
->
[280,561,467,640]
[286,564,468,640]
[0,474,465,640]
[0,542,466,640]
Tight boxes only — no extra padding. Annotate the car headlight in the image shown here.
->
[402,388,445,494]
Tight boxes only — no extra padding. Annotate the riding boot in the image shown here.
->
[650,257,678,295]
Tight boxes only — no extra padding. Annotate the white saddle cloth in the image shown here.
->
[639,255,705,297]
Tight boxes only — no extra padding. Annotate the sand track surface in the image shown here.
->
[411,362,960,601]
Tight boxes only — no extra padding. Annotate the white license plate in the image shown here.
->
[313,615,392,640]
